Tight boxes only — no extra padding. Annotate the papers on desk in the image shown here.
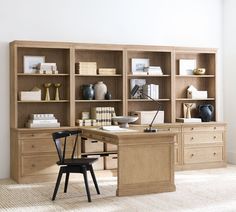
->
[100,126,137,132]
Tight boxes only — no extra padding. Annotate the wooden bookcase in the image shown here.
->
[10,41,226,183]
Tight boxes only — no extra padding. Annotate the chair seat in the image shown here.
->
[56,158,98,166]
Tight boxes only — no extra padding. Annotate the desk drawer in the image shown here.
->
[22,155,58,176]
[183,125,225,132]
[82,139,104,153]
[184,132,223,145]
[105,154,117,170]
[184,147,223,164]
[19,132,52,139]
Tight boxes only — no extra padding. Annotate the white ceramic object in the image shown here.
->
[112,116,139,128]
[94,81,107,100]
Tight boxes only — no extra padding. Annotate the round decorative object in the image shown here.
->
[193,68,206,75]
[105,91,112,100]
[94,81,107,100]
[198,104,214,122]
[112,116,139,128]
[82,84,94,100]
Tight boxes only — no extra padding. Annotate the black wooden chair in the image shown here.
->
[52,130,100,202]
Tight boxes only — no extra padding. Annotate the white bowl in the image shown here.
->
[112,116,139,128]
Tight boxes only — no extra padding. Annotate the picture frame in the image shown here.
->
[131,58,149,74]
[130,78,146,99]
[24,56,45,73]
[179,59,196,75]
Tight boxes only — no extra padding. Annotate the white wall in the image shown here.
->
[0,0,223,179]
[223,0,236,163]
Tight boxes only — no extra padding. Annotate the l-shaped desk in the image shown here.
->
[79,126,176,196]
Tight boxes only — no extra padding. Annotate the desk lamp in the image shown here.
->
[130,84,161,133]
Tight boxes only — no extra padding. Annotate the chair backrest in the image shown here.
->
[52,130,80,164]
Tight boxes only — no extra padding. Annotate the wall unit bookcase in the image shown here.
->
[10,41,226,183]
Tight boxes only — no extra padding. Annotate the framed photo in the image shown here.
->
[131,58,149,74]
[24,56,45,73]
[179,59,196,75]
[130,78,146,99]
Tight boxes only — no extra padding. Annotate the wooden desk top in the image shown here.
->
[79,126,176,146]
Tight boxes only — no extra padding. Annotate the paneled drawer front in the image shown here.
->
[22,155,58,176]
[184,147,223,164]
[22,139,55,153]
[19,132,52,139]
[183,125,225,132]
[184,132,223,145]
[158,126,181,133]
[21,137,75,154]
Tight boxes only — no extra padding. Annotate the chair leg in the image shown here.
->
[82,166,91,202]
[64,172,70,193]
[89,165,100,194]
[52,168,63,201]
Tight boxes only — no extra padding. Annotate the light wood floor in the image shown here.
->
[1,166,236,211]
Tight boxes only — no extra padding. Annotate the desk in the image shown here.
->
[79,127,176,196]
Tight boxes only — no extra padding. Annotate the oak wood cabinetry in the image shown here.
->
[10,41,226,183]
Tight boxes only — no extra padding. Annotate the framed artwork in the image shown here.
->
[24,56,45,73]
[131,58,149,74]
[130,78,146,98]
[179,59,196,75]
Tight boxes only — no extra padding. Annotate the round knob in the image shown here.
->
[168,128,171,131]
[191,137,194,140]
[213,136,216,139]
[191,127,194,131]
[191,153,194,157]
[31,145,35,148]
[214,127,216,130]
[213,152,216,156]
[32,164,35,167]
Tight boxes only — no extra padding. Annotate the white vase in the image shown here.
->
[94,81,107,100]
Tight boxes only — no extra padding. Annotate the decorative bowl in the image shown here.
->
[193,68,206,75]
[112,116,139,128]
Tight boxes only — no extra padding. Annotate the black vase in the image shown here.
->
[82,84,94,100]
[105,91,112,100]
[198,104,214,122]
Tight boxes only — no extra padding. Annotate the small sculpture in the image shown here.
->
[54,83,61,101]
[44,83,51,101]
[184,103,193,118]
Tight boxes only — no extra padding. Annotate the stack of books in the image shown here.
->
[76,119,97,126]
[144,66,163,75]
[142,84,159,100]
[98,68,116,75]
[26,114,60,128]
[91,107,116,126]
[75,62,97,75]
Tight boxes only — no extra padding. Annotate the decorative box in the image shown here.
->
[130,110,164,125]
[19,87,41,101]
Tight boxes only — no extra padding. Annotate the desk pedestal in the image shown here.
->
[117,134,176,196]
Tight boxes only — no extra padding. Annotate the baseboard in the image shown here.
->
[227,151,236,164]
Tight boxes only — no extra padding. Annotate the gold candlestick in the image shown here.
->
[44,83,51,101]
[54,83,61,101]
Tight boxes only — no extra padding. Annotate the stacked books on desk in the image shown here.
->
[91,107,116,126]
[26,114,60,128]
[76,119,98,126]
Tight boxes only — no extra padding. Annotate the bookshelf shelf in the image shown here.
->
[75,99,122,103]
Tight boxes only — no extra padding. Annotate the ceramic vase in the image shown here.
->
[82,84,94,100]
[94,81,107,100]
[198,104,214,122]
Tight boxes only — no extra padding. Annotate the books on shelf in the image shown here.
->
[26,113,60,128]
[75,62,97,75]
[142,84,159,100]
[91,107,116,126]
[98,68,116,75]
[144,66,163,75]
[176,118,202,123]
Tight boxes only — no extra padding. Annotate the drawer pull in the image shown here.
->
[31,145,35,148]
[191,127,194,131]
[213,152,217,156]
[191,137,194,140]
[214,127,217,130]
[191,153,194,157]
[213,136,216,139]
[168,128,171,131]
[31,164,35,167]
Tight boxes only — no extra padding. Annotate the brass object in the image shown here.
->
[184,103,193,118]
[193,68,206,75]
[54,83,61,101]
[44,83,51,101]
